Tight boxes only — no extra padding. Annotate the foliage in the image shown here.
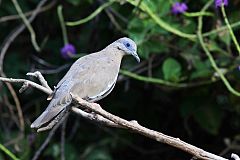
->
[0,0,240,159]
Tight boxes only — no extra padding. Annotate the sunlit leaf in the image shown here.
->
[162,57,182,82]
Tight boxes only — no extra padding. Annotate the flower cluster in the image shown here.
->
[171,0,229,15]
[60,43,76,59]
[171,2,188,14]
[215,0,228,7]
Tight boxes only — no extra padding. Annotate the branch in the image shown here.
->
[72,107,125,128]
[0,72,238,160]
[0,0,56,23]
[71,94,227,160]
[0,76,51,95]
[26,71,51,91]
[0,73,118,130]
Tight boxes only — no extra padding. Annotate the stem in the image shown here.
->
[66,1,114,26]
[197,0,240,96]
[184,11,213,17]
[203,21,240,37]
[58,5,68,45]
[0,144,20,160]
[11,0,40,52]
[220,4,240,55]
[120,70,215,88]
[126,0,196,41]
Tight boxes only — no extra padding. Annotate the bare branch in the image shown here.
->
[71,94,228,160]
[27,71,52,90]
[0,1,56,23]
[0,0,49,72]
[1,73,24,133]
[71,107,124,128]
[0,77,51,94]
[0,73,239,160]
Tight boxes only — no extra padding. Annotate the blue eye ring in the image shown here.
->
[126,43,130,47]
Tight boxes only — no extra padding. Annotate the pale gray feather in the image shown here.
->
[31,37,139,129]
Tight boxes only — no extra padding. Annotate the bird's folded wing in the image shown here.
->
[31,93,72,128]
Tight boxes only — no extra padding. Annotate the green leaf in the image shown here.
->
[156,0,171,16]
[162,58,182,82]
[180,92,223,135]
[193,105,223,135]
[138,39,168,59]
[128,18,155,45]
[190,59,213,79]
[219,31,231,46]
[190,69,212,79]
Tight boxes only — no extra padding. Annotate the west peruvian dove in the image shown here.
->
[31,37,140,129]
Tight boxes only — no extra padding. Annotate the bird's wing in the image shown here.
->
[30,83,72,128]
[31,56,93,128]
[70,55,120,102]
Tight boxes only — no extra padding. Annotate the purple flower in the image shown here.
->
[60,43,76,59]
[215,0,228,7]
[171,2,188,14]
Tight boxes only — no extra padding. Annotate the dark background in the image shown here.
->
[0,0,240,159]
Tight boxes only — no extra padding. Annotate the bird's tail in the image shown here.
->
[31,94,72,129]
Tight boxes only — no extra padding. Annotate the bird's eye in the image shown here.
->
[126,43,130,47]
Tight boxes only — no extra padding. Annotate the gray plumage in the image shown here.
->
[31,37,140,129]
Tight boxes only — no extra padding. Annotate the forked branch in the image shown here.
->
[0,72,238,160]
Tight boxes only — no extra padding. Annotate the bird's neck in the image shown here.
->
[104,46,125,63]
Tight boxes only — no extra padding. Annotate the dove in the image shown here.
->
[31,37,140,129]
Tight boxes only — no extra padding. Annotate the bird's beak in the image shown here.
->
[132,51,140,63]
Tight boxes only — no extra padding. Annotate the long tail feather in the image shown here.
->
[31,94,72,128]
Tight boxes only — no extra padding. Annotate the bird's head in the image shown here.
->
[114,37,140,62]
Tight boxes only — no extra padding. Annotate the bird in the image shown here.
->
[31,37,140,129]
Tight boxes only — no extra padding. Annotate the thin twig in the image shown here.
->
[32,64,70,74]
[0,0,49,71]
[26,71,52,91]
[11,0,40,52]
[0,1,56,23]
[66,1,115,26]
[120,70,216,88]
[58,5,69,45]
[3,95,20,130]
[220,4,240,55]
[61,115,68,160]
[31,115,67,160]
[0,76,52,95]
[1,72,24,133]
